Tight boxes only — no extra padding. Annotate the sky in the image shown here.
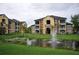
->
[0,3,79,27]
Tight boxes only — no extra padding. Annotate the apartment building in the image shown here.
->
[8,19,20,33]
[8,19,16,33]
[33,15,67,34]
[19,21,27,33]
[0,14,9,34]
[31,25,35,33]
[66,22,73,34]
[13,19,20,32]
[0,14,27,34]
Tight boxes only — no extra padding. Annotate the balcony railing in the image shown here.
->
[60,23,66,25]
[45,24,51,28]
[35,24,39,26]
[35,28,40,30]
[59,28,65,30]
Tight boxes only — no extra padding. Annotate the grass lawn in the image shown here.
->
[0,33,79,41]
[23,34,79,41]
[0,33,51,41]
[57,34,79,41]
[0,33,79,55]
[0,43,79,55]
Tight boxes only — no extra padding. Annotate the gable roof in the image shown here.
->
[34,15,67,21]
[49,15,66,20]
[0,14,8,18]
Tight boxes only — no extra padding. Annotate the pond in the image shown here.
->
[5,37,79,50]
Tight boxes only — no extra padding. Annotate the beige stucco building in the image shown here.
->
[0,14,9,34]
[8,19,16,33]
[31,25,35,33]
[66,22,73,34]
[19,21,27,33]
[33,15,67,34]
[0,14,27,34]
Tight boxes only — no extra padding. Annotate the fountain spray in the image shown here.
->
[51,25,58,48]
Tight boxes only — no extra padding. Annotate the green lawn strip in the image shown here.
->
[0,33,51,41]
[0,43,79,55]
[0,33,79,41]
[57,34,79,41]
[23,33,51,40]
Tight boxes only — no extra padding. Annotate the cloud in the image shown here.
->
[0,3,79,27]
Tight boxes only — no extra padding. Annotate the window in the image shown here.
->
[2,19,5,22]
[36,30,39,33]
[1,19,6,27]
[60,25,65,28]
[60,30,65,33]
[15,22,17,25]
[35,26,39,29]
[35,21,39,24]
[60,20,65,23]
[46,20,50,24]
[9,21,11,24]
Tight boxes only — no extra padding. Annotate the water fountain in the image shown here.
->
[50,30,58,48]
[50,26,60,48]
[26,39,32,46]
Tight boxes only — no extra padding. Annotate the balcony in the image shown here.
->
[59,28,65,30]
[35,21,39,25]
[35,24,39,26]
[35,28,40,31]
[60,23,66,25]
[45,24,51,28]
[35,26,39,30]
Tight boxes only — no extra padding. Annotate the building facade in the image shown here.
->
[33,15,67,34]
[31,25,35,33]
[0,14,9,34]
[8,19,16,33]
[66,22,73,34]
[0,14,27,34]
[19,21,27,33]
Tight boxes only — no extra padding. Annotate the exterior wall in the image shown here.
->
[34,16,66,34]
[42,16,55,34]
[57,20,60,34]
[66,24,73,34]
[0,14,27,34]
[9,20,15,33]
[31,25,35,33]
[0,15,9,34]
[0,16,3,23]
[59,19,66,34]
[34,20,40,33]
[15,21,20,32]
[39,20,43,34]
[54,17,60,34]
[19,22,27,33]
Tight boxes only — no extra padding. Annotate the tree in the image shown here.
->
[71,14,79,33]
[26,27,32,33]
